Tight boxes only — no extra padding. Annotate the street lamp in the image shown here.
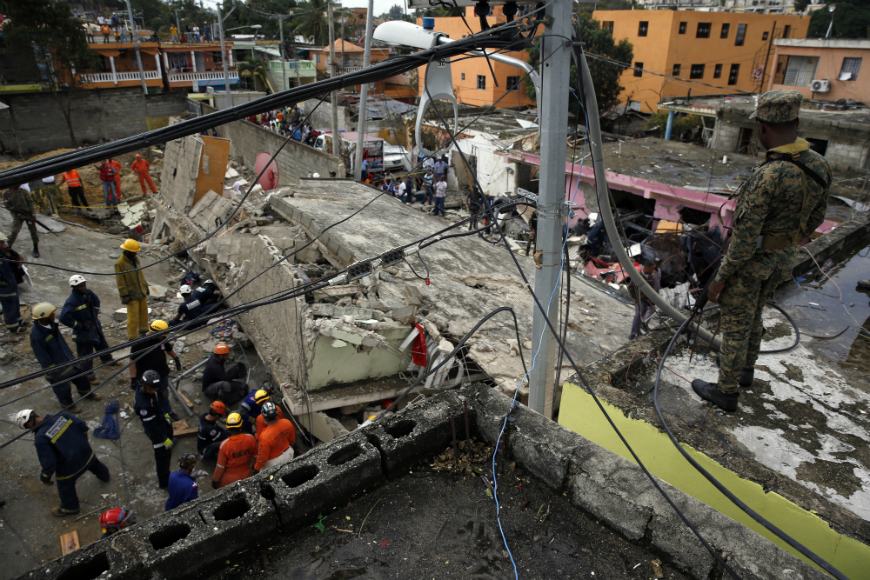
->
[826,5,836,39]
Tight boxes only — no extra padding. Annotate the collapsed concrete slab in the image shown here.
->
[155,155,637,416]
[13,384,829,580]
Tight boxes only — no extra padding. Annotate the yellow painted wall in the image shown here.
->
[593,10,810,114]
[417,8,535,109]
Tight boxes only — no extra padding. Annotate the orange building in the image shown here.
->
[312,40,415,100]
[78,42,164,91]
[161,42,238,92]
[593,9,810,113]
[767,38,870,102]
[416,8,535,110]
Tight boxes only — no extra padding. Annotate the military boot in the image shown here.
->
[691,380,739,412]
[32,243,40,259]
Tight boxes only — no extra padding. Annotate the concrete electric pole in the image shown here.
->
[125,0,148,95]
[327,0,341,157]
[528,0,574,419]
[353,0,375,181]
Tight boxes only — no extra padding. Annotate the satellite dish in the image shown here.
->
[255,152,279,190]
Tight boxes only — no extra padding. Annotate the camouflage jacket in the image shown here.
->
[715,138,831,284]
[2,188,35,217]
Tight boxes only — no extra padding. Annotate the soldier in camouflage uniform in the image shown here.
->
[692,90,831,412]
[2,185,40,258]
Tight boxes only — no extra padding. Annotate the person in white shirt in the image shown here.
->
[396,180,406,202]
[433,176,447,216]
[193,26,200,42]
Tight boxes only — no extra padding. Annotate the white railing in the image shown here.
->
[268,60,315,71]
[168,71,239,83]
[341,66,362,74]
[80,70,160,83]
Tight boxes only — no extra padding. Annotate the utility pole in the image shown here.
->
[218,5,231,109]
[125,0,148,95]
[327,0,340,157]
[276,14,288,91]
[353,0,374,180]
[528,0,573,419]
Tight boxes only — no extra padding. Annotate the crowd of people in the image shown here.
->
[246,106,322,146]
[86,12,212,44]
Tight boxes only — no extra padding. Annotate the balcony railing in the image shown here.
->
[268,60,315,71]
[168,71,240,83]
[80,71,161,83]
[341,66,362,75]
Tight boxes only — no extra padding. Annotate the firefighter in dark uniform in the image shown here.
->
[30,302,99,413]
[0,230,29,333]
[197,400,229,460]
[135,370,175,489]
[17,408,110,516]
[59,274,120,384]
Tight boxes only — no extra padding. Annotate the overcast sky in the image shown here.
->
[200,0,410,19]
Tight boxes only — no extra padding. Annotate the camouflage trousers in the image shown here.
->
[8,218,38,248]
[717,266,787,393]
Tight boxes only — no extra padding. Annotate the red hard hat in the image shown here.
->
[100,508,136,533]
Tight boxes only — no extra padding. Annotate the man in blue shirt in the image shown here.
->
[166,453,200,511]
[17,408,110,516]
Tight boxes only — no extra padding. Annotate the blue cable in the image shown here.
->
[489,95,590,579]
[94,401,121,440]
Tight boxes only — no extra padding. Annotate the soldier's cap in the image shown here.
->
[749,90,803,123]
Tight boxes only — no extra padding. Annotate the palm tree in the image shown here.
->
[238,56,271,92]
[293,0,329,45]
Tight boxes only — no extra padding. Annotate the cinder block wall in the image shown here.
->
[302,98,353,132]
[202,104,342,184]
[0,88,187,155]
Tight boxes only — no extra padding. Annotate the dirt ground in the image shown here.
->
[202,443,691,580]
[0,201,257,579]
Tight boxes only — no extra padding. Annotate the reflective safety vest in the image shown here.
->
[62,170,81,187]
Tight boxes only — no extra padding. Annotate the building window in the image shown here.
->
[690,64,705,79]
[762,31,769,41]
[840,57,862,81]
[714,63,722,78]
[679,21,687,34]
[212,51,223,65]
[634,62,643,77]
[638,21,648,36]
[602,21,614,32]
[696,23,711,38]
[461,73,465,81]
[728,63,740,85]
[721,23,730,38]
[783,25,791,38]
[506,76,519,91]
[735,24,746,46]
[783,56,818,87]
[477,75,486,90]
[672,64,681,77]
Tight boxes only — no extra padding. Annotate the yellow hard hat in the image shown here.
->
[32,302,56,320]
[149,320,169,332]
[0,231,7,242]
[119,239,140,252]
[226,412,243,429]
[254,389,270,404]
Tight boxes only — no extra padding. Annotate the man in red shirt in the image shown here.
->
[212,412,257,489]
[131,154,157,195]
[108,157,123,200]
[254,402,295,471]
[95,161,118,207]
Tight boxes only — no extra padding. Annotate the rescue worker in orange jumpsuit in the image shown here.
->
[108,157,122,201]
[212,412,257,489]
[58,169,88,207]
[131,154,157,195]
[253,402,295,471]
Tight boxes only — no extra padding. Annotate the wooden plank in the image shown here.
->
[176,391,195,409]
[60,531,80,555]
[172,419,198,438]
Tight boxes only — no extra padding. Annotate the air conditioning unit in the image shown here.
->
[810,79,830,92]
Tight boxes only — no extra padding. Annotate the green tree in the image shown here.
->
[387,4,404,21]
[806,0,870,39]
[1,0,101,147]
[525,11,633,116]
[293,0,329,44]
[238,56,271,91]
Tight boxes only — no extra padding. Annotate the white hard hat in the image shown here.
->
[0,231,7,242]
[69,275,87,287]
[202,279,215,286]
[312,173,320,178]
[32,302,56,320]
[16,409,35,429]
[179,284,192,295]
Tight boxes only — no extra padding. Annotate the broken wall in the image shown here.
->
[202,104,343,184]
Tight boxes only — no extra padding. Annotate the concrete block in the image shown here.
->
[269,430,383,532]
[389,306,417,324]
[507,403,579,490]
[25,533,143,580]
[363,391,474,479]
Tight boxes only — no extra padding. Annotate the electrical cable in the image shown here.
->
[653,307,848,580]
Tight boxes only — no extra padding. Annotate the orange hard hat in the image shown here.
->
[209,400,226,415]
[214,343,230,355]
[135,153,141,158]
